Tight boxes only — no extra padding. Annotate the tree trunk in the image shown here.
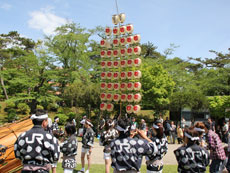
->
[0,75,8,100]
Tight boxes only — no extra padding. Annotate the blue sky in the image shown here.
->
[0,0,230,60]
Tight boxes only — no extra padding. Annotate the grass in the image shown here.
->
[56,164,210,173]
[56,163,178,173]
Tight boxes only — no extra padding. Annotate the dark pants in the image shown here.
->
[210,159,226,173]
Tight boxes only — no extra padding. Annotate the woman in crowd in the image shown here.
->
[174,127,210,173]
[60,123,78,173]
[194,121,207,148]
[176,124,183,144]
[100,119,118,173]
[146,119,168,173]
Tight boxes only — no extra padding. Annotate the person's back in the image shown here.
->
[174,144,209,173]
[14,109,60,173]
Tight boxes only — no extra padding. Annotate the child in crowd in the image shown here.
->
[60,123,78,173]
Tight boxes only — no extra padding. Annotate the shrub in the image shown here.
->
[67,112,76,120]
[4,101,16,112]
[47,103,59,111]
[17,103,30,115]
[6,108,17,122]
[56,113,68,125]
[37,105,44,110]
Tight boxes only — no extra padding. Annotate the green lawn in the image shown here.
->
[56,164,210,173]
[56,164,178,173]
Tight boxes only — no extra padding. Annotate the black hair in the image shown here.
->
[65,124,76,135]
[117,118,131,138]
[32,109,47,125]
[204,122,211,130]
[54,116,59,121]
[105,119,113,131]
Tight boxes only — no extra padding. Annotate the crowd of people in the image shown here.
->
[13,109,230,173]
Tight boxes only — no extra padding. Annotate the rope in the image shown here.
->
[115,0,119,15]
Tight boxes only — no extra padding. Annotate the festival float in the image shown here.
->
[100,12,142,114]
[0,118,33,172]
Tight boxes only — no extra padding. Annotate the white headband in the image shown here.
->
[116,125,130,133]
[153,124,159,129]
[108,121,114,127]
[30,114,48,120]
[184,132,200,141]
[194,127,205,132]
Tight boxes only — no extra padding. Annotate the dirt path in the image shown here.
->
[72,142,180,165]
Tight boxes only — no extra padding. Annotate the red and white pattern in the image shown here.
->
[120,83,127,91]
[100,82,107,90]
[113,94,120,102]
[107,61,113,68]
[127,82,134,91]
[100,50,106,58]
[101,61,106,68]
[113,83,120,90]
[107,103,114,112]
[120,25,126,35]
[107,83,113,90]
[105,27,112,36]
[133,46,141,55]
[126,105,133,114]
[100,93,107,101]
[113,72,120,80]
[113,49,119,57]
[101,72,106,80]
[121,94,127,102]
[127,36,133,44]
[126,24,134,34]
[134,58,141,67]
[127,47,133,56]
[120,60,127,68]
[100,102,107,110]
[127,94,134,102]
[134,82,142,91]
[106,93,113,101]
[127,71,133,79]
[133,105,141,114]
[120,71,127,80]
[134,70,142,79]
[134,93,142,102]
[127,59,133,67]
[106,72,113,80]
[113,26,119,35]
[133,34,141,43]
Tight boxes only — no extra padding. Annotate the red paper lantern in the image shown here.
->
[120,37,126,46]
[134,70,142,79]
[107,50,112,58]
[101,61,106,68]
[105,27,112,36]
[106,72,112,80]
[120,25,126,35]
[101,72,106,80]
[120,48,126,57]
[107,103,114,112]
[100,39,106,47]
[134,93,142,102]
[121,94,127,102]
[100,82,107,90]
[127,59,133,67]
[113,38,119,47]
[134,82,142,91]
[107,61,113,68]
[113,61,119,68]
[133,105,141,114]
[113,94,120,102]
[100,93,107,101]
[120,71,127,80]
[120,60,127,68]
[127,94,134,102]
[126,24,134,34]
[126,105,133,114]
[113,49,119,57]
[106,93,113,101]
[113,72,120,80]
[127,71,133,79]
[127,47,133,56]
[133,34,141,43]
[134,58,141,67]
[120,83,127,91]
[127,36,133,44]
[127,82,134,90]
[107,83,113,90]
[100,50,106,58]
[100,102,107,110]
[113,26,119,36]
[113,83,120,90]
[133,46,141,55]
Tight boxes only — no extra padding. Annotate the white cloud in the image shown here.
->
[0,3,12,10]
[28,8,69,35]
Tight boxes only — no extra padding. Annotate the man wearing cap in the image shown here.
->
[14,109,60,173]
[80,119,94,173]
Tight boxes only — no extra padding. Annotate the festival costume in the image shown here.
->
[100,128,118,159]
[82,127,94,152]
[60,134,77,172]
[146,136,168,173]
[110,137,158,172]
[14,125,60,172]
[174,143,210,173]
